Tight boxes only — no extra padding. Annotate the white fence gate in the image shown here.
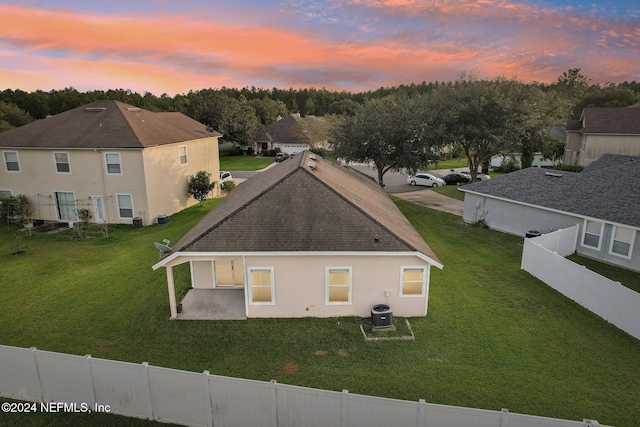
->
[0,344,607,427]
[521,225,640,341]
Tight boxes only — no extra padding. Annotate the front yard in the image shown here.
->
[0,199,638,427]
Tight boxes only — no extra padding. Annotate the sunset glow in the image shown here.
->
[0,0,638,95]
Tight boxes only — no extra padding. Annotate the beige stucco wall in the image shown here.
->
[0,148,148,224]
[180,254,433,318]
[579,134,640,166]
[142,137,220,224]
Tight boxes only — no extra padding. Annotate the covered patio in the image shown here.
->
[176,288,246,320]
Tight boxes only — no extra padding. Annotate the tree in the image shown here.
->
[331,93,442,187]
[0,101,34,132]
[188,171,216,206]
[553,68,590,119]
[291,116,329,149]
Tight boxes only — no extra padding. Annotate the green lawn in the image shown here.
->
[431,157,468,170]
[432,184,465,200]
[1,199,639,427]
[568,253,640,293]
[219,155,274,171]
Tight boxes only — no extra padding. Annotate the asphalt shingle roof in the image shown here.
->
[173,151,441,264]
[461,154,640,228]
[0,100,220,149]
[569,105,640,135]
[254,114,306,144]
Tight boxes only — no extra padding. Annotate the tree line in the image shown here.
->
[1,69,639,184]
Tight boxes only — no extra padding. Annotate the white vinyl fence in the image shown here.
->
[521,225,640,341]
[0,344,607,427]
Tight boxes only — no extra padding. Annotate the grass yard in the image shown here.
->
[219,154,274,171]
[432,184,466,200]
[567,253,640,293]
[1,199,639,427]
[432,157,468,170]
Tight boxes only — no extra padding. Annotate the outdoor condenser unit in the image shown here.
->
[371,304,393,329]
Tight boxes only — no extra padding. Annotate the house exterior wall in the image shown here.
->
[141,138,220,224]
[0,148,149,224]
[578,134,640,166]
[563,130,582,164]
[463,193,640,272]
[239,254,431,318]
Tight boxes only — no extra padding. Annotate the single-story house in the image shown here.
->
[0,100,222,225]
[461,154,640,272]
[564,104,640,166]
[253,113,310,155]
[153,150,443,319]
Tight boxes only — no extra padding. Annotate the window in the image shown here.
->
[249,268,274,304]
[105,153,122,174]
[54,152,70,173]
[582,220,603,249]
[609,226,635,259]
[54,191,77,221]
[214,260,244,287]
[116,194,134,218]
[326,267,351,304]
[0,190,11,198]
[400,267,426,297]
[179,146,187,165]
[3,151,19,172]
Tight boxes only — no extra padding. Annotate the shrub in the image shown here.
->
[221,180,236,192]
[188,171,216,206]
[0,194,32,224]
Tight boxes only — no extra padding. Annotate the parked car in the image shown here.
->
[407,173,446,188]
[460,170,491,181]
[219,171,232,188]
[275,152,290,162]
[443,173,471,185]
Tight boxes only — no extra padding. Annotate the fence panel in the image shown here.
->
[276,383,343,427]
[0,345,41,401]
[421,402,502,427]
[508,412,587,427]
[147,365,210,427]
[34,349,95,405]
[346,393,419,427]
[209,375,274,427]
[89,357,152,420]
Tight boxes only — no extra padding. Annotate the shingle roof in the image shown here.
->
[577,106,640,135]
[255,114,306,144]
[0,100,220,149]
[172,151,441,264]
[461,154,640,228]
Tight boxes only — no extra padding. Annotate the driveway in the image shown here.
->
[391,189,464,216]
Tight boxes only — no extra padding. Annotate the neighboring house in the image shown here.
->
[153,150,443,319]
[253,113,309,155]
[461,154,640,272]
[564,104,640,166]
[490,153,555,169]
[0,100,221,226]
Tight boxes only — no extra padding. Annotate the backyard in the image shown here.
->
[0,198,639,427]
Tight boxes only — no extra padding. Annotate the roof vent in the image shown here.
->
[308,161,316,171]
[126,107,141,112]
[544,172,563,178]
[85,107,106,112]
[309,154,317,160]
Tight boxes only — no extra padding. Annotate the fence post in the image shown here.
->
[341,389,349,427]
[141,362,154,421]
[270,380,278,427]
[500,408,509,427]
[202,371,213,427]
[583,420,599,426]
[417,399,427,427]
[84,355,97,406]
[29,347,44,403]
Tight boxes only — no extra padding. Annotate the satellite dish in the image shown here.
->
[154,242,173,254]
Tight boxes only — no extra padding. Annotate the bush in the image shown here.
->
[261,149,279,157]
[494,157,520,173]
[188,171,216,206]
[221,180,236,192]
[0,194,32,224]
[546,164,584,173]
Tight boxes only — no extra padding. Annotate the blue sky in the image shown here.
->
[1,0,638,95]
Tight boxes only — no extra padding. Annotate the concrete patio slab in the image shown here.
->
[177,288,246,320]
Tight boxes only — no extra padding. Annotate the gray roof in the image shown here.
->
[0,100,220,149]
[571,106,640,135]
[172,151,441,264]
[255,114,306,144]
[461,154,640,228]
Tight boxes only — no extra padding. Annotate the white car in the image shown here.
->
[460,170,491,181]
[407,173,446,187]
[219,171,232,188]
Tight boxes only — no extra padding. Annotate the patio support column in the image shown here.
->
[166,266,178,318]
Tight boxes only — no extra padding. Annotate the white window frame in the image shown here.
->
[581,219,604,250]
[104,152,122,175]
[608,225,636,259]
[248,267,275,305]
[53,190,78,222]
[53,152,71,174]
[399,266,427,298]
[3,151,20,173]
[325,267,352,305]
[179,146,188,165]
[116,193,134,219]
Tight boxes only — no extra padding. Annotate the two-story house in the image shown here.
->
[0,100,221,226]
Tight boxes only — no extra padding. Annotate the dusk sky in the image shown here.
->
[1,0,638,95]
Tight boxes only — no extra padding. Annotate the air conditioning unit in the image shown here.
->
[371,304,393,329]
